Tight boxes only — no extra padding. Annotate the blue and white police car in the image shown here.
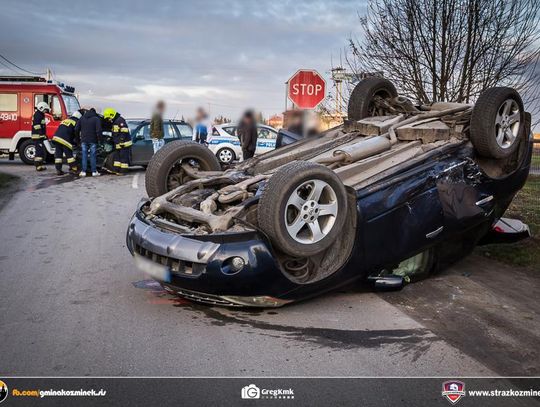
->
[208,123,278,164]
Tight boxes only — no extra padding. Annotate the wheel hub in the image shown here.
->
[301,200,320,223]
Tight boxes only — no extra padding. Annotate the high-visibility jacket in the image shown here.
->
[31,110,46,140]
[51,116,80,150]
[112,113,132,148]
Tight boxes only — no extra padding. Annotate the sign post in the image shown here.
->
[287,69,326,138]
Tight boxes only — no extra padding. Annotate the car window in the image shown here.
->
[163,123,178,139]
[134,124,150,140]
[127,121,142,134]
[0,93,17,111]
[212,127,220,136]
[175,123,193,138]
[222,126,237,137]
[50,95,62,120]
[257,127,277,139]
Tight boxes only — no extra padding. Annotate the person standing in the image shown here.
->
[238,110,258,161]
[192,107,210,145]
[150,100,165,153]
[31,101,50,171]
[104,108,131,175]
[52,110,82,175]
[78,107,102,177]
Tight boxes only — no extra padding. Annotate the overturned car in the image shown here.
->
[127,78,532,307]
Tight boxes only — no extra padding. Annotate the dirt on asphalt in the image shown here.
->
[383,254,540,376]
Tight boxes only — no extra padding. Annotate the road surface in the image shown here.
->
[0,159,538,378]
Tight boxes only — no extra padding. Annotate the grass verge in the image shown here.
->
[477,175,540,268]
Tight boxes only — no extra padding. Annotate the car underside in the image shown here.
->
[127,78,533,307]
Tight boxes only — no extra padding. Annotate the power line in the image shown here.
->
[0,54,44,75]
[0,59,22,75]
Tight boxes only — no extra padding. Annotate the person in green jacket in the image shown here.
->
[150,100,165,153]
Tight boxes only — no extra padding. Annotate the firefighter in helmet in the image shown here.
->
[51,110,83,175]
[32,101,50,171]
[103,107,131,175]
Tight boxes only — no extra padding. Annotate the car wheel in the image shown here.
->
[470,87,525,159]
[18,139,36,165]
[145,140,221,197]
[216,147,235,164]
[347,77,398,121]
[258,161,348,257]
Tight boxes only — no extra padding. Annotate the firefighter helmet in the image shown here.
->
[36,102,50,112]
[103,107,116,120]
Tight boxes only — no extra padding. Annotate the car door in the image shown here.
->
[130,123,152,165]
[360,160,446,268]
[256,126,277,155]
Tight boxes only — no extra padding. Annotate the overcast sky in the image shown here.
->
[1,0,365,120]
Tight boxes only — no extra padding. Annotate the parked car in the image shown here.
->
[78,118,193,171]
[127,78,532,307]
[0,75,80,164]
[208,123,278,164]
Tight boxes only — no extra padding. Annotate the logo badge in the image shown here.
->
[0,380,8,404]
[442,380,465,404]
[241,384,260,399]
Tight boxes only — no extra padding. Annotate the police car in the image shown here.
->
[208,123,278,164]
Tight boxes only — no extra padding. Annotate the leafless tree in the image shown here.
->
[345,0,540,117]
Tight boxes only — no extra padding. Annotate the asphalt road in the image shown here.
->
[0,158,538,379]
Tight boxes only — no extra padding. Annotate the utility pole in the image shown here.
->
[45,68,53,81]
[330,67,347,116]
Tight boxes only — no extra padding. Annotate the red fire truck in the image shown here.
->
[0,76,81,164]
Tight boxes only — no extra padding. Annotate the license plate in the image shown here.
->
[134,254,171,283]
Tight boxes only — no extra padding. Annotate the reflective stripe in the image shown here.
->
[115,145,121,150]
[31,135,45,140]
[55,158,63,163]
[67,157,76,163]
[34,157,43,162]
[121,140,132,147]
[61,119,76,126]
[112,125,120,132]
[113,161,121,167]
[41,119,46,124]
[33,124,41,129]
[121,163,129,168]
[52,136,73,149]
[120,128,129,133]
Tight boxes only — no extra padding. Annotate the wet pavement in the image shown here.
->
[0,158,537,377]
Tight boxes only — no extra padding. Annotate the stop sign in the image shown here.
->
[287,69,326,109]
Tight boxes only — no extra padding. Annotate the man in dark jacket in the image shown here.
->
[104,107,131,175]
[32,101,50,171]
[150,100,165,153]
[77,108,102,177]
[52,110,82,175]
[238,110,258,160]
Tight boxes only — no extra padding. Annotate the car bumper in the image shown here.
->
[126,201,297,307]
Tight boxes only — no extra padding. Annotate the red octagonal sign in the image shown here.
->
[287,69,326,109]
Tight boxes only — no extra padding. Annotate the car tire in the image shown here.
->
[258,161,348,257]
[347,77,398,121]
[216,147,236,164]
[470,87,525,159]
[145,140,221,197]
[18,139,36,165]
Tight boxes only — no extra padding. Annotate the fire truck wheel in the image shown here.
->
[18,139,36,165]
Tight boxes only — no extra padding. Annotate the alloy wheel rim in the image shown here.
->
[284,179,338,244]
[495,99,520,149]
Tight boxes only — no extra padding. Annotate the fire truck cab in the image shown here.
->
[0,76,81,164]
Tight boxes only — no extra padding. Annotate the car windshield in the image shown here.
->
[127,121,143,134]
[61,94,80,116]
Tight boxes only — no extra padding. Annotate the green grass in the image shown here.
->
[532,152,540,167]
[478,176,540,268]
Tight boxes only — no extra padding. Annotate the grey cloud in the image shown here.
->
[1,0,364,118]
